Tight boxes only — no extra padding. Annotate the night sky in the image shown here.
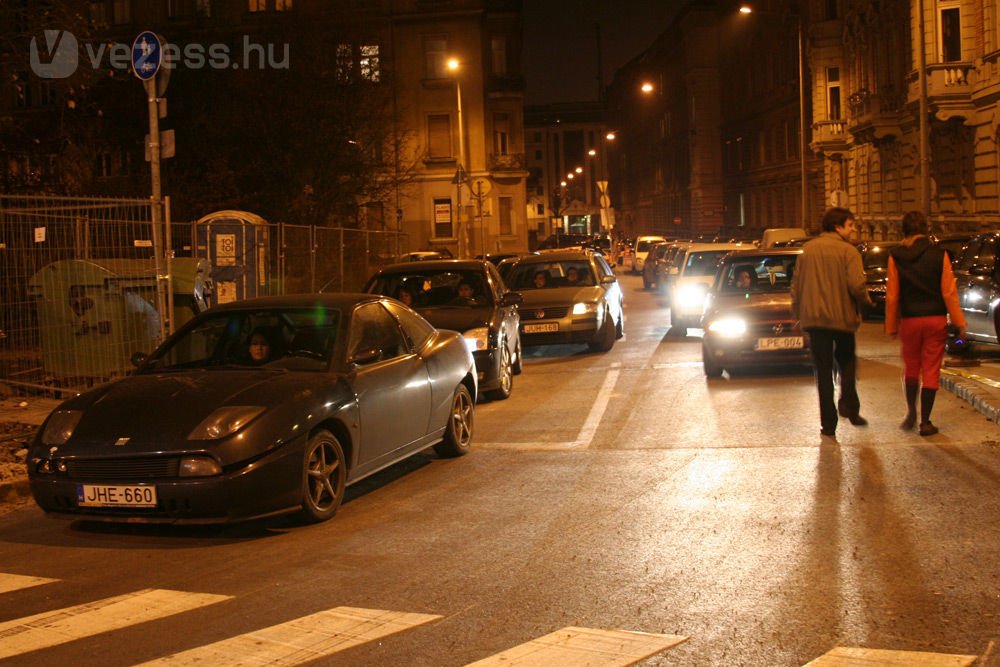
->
[522,0,690,105]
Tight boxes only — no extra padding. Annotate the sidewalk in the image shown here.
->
[2,354,1000,507]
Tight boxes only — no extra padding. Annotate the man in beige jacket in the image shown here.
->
[791,207,874,438]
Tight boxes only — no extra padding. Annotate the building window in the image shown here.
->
[433,197,453,238]
[89,1,108,22]
[275,0,292,10]
[360,44,380,82]
[112,0,131,24]
[826,67,841,119]
[534,149,542,160]
[499,196,513,235]
[493,113,510,155]
[536,203,545,215]
[425,37,448,79]
[491,36,507,76]
[940,4,961,62]
[427,114,452,159]
[335,43,353,82]
[96,151,113,178]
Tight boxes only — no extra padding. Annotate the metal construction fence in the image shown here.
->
[0,195,406,395]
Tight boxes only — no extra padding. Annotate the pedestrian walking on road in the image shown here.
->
[884,211,967,436]
[791,207,874,438]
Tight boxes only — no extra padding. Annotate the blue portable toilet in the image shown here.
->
[194,210,271,303]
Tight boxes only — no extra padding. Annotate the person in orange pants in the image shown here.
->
[884,211,966,435]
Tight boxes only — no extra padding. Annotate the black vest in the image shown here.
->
[889,238,947,318]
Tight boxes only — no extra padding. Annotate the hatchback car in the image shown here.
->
[630,235,667,274]
[505,249,624,352]
[28,294,477,525]
[701,249,812,377]
[363,259,522,400]
[668,242,747,335]
[642,241,672,290]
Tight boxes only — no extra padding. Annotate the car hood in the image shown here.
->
[706,292,795,321]
[518,286,602,307]
[52,370,345,452]
[415,305,492,332]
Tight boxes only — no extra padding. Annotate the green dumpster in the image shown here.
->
[27,258,211,381]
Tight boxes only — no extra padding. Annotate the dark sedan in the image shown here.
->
[859,241,901,318]
[701,249,812,377]
[363,260,522,400]
[28,294,477,525]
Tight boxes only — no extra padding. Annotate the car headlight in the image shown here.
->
[41,410,83,445]
[463,327,489,352]
[187,406,266,440]
[572,302,599,315]
[179,456,223,477]
[707,318,747,337]
[675,284,708,310]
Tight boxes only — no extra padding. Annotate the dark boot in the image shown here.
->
[919,388,939,436]
[901,380,919,430]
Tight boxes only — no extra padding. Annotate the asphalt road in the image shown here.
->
[0,273,998,666]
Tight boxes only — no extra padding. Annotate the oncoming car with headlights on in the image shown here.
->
[700,248,812,377]
[506,249,624,352]
[28,294,477,525]
[668,242,746,336]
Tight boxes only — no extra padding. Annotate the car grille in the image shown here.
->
[67,457,180,481]
[522,307,569,320]
[747,320,801,336]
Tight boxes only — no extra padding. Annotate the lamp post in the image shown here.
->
[740,4,809,228]
[447,57,469,257]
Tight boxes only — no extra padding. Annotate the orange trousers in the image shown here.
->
[898,315,948,389]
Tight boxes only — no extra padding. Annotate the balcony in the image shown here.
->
[846,86,906,144]
[924,62,976,122]
[489,152,525,174]
[810,120,851,155]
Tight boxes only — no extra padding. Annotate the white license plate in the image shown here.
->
[524,323,559,333]
[756,336,804,350]
[77,484,157,508]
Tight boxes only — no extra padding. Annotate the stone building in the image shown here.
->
[606,0,1000,241]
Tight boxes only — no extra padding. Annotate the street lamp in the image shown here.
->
[739,3,809,229]
[447,57,469,257]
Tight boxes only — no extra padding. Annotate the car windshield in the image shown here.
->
[508,260,595,289]
[143,308,340,372]
[684,250,732,277]
[718,255,798,294]
[368,269,494,307]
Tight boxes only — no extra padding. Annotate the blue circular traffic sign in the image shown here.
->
[131,31,162,81]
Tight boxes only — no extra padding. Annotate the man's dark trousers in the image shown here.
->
[807,327,860,432]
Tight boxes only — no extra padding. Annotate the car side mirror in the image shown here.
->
[501,292,523,307]
[130,352,148,368]
[600,274,617,285]
[349,347,382,366]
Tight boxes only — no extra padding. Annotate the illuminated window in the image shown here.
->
[360,45,380,82]
[827,67,841,119]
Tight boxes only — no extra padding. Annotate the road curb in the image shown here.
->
[0,478,31,503]
[941,374,1000,424]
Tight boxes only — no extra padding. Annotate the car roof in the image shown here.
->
[517,249,597,262]
[721,248,804,259]
[210,293,380,312]
[375,259,489,273]
[680,242,748,252]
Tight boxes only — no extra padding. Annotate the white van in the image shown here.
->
[630,235,667,274]
[760,228,808,249]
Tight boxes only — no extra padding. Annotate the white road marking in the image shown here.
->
[804,646,978,666]
[465,626,687,666]
[136,606,442,666]
[0,588,231,660]
[0,572,58,595]
[477,364,621,451]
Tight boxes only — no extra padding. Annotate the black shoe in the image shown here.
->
[847,414,868,426]
[919,421,939,436]
[820,428,836,437]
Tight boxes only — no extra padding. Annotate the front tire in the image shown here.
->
[486,342,513,400]
[300,429,347,523]
[702,344,723,378]
[588,311,616,352]
[435,384,474,457]
[512,339,523,375]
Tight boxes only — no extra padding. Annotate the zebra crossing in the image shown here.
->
[0,572,979,666]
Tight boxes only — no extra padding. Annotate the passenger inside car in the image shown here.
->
[532,271,549,288]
